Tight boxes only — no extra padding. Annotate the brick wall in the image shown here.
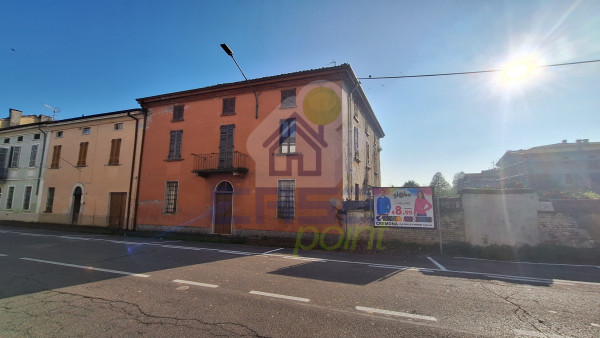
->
[538,212,596,248]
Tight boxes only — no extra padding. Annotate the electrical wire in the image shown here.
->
[357,59,600,80]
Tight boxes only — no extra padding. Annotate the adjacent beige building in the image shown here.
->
[38,109,143,229]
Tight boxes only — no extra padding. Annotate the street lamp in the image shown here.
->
[220,43,259,119]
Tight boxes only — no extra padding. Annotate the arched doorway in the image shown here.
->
[72,186,83,224]
[214,181,233,235]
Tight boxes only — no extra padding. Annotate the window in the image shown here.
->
[222,98,236,115]
[281,88,296,108]
[164,181,179,214]
[56,131,63,138]
[365,124,369,136]
[353,103,359,121]
[50,145,61,168]
[9,146,21,168]
[0,148,7,172]
[29,144,38,167]
[17,136,23,142]
[353,127,359,161]
[168,130,183,160]
[280,119,296,154]
[3,138,9,144]
[34,133,41,140]
[82,127,91,135]
[109,139,121,165]
[277,180,295,219]
[355,184,360,201]
[114,123,124,130]
[6,186,15,209]
[77,142,89,166]
[23,186,32,210]
[173,105,184,121]
[45,187,55,213]
[366,142,370,166]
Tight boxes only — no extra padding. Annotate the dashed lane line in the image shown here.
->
[249,290,310,303]
[355,306,437,322]
[427,257,447,271]
[20,257,151,278]
[261,247,284,255]
[173,279,219,288]
[0,254,7,257]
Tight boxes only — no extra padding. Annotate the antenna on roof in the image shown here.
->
[327,60,336,67]
[42,103,60,120]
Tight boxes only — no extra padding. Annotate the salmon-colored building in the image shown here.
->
[136,64,383,236]
[38,110,144,229]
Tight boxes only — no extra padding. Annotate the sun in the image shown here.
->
[500,56,541,84]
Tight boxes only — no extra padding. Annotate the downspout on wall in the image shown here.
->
[35,123,48,195]
[131,108,148,231]
[347,83,360,200]
[126,111,141,231]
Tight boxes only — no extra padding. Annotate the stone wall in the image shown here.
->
[538,212,596,248]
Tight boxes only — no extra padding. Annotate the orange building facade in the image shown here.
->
[136,64,383,236]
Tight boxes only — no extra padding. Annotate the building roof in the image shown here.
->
[497,139,600,166]
[136,64,385,137]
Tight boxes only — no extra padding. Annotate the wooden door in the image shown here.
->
[109,192,127,229]
[218,125,235,169]
[214,182,233,234]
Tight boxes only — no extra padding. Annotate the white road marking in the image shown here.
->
[590,323,599,327]
[513,328,567,337]
[427,257,447,271]
[2,229,599,287]
[249,290,310,303]
[0,254,7,257]
[355,306,437,322]
[455,256,600,269]
[485,274,575,286]
[20,257,150,278]
[173,279,219,288]
[261,247,284,255]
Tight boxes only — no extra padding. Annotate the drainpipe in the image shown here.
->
[346,82,360,240]
[36,123,48,195]
[130,108,148,231]
[125,111,140,231]
[347,82,360,200]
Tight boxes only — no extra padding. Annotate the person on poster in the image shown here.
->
[414,190,433,222]
[376,189,391,215]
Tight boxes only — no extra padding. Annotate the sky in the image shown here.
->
[2,0,599,186]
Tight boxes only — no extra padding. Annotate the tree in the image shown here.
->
[403,180,420,187]
[430,172,454,198]
[452,171,465,193]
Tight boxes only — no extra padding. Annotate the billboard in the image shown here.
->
[373,187,436,228]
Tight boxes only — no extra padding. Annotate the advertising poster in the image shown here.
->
[373,187,436,228]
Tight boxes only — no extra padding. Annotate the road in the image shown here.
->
[1,225,599,337]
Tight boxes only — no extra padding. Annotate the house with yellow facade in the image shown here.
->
[37,109,144,229]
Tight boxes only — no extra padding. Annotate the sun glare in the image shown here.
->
[501,57,540,83]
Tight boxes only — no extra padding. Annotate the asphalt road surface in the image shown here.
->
[1,225,599,337]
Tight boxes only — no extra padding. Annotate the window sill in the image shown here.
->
[165,158,184,162]
[221,112,236,116]
[171,119,184,123]
[280,104,297,109]
[276,152,301,156]
[354,157,361,163]
[76,165,87,168]
[107,163,121,166]
[353,115,359,122]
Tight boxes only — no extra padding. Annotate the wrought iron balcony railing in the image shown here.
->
[192,151,249,178]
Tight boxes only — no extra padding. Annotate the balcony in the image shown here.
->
[192,151,249,178]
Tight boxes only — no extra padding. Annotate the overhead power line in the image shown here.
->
[357,59,600,80]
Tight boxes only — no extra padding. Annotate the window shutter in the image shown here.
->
[10,146,21,168]
[77,142,88,166]
[109,139,121,165]
[51,145,61,168]
[29,145,38,167]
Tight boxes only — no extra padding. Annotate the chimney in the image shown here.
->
[561,140,567,144]
[9,109,22,127]
[583,139,589,144]
[576,139,582,144]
